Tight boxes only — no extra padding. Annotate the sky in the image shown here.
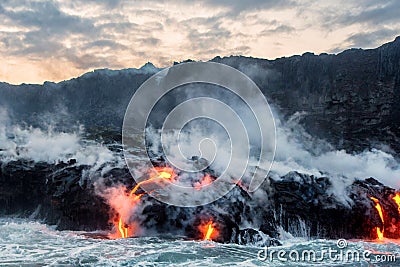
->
[0,0,399,84]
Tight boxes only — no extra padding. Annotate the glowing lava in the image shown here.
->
[118,217,128,238]
[370,197,385,240]
[115,166,176,239]
[201,221,217,241]
[129,166,176,197]
[376,227,384,240]
[194,174,213,190]
[205,223,214,240]
[393,193,400,214]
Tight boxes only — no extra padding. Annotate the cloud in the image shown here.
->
[261,24,296,35]
[201,0,295,14]
[138,37,161,46]
[343,28,399,48]
[0,0,97,57]
[336,1,400,27]
[0,1,95,35]
[328,28,398,54]
[83,40,127,50]
[0,0,399,84]
[187,26,231,50]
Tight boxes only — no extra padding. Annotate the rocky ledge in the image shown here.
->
[1,159,398,246]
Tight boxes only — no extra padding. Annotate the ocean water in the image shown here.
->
[1,218,399,266]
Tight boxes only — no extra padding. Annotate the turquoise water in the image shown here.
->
[0,218,399,266]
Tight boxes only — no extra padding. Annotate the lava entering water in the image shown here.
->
[111,166,176,239]
[370,197,384,240]
[118,217,128,238]
[107,166,219,240]
[376,227,384,240]
[201,221,217,241]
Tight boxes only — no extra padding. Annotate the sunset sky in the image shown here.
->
[0,0,399,84]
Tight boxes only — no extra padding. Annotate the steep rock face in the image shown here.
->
[0,160,122,231]
[213,36,400,153]
[1,38,400,153]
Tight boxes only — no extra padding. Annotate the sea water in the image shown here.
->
[1,218,400,266]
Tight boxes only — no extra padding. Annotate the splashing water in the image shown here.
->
[1,218,400,266]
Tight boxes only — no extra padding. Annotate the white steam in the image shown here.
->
[0,109,124,175]
[143,102,400,206]
[270,111,400,190]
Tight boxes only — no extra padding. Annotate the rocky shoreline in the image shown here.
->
[1,158,398,246]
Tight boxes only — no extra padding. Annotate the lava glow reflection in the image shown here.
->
[392,193,400,214]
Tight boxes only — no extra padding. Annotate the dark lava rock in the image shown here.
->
[1,37,400,154]
[1,158,400,243]
[1,37,400,244]
[0,159,113,231]
[236,228,281,247]
[269,172,400,240]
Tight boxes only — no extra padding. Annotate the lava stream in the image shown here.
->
[393,193,400,214]
[194,174,213,190]
[201,221,216,241]
[118,217,128,238]
[115,166,176,239]
[376,227,384,240]
[112,166,220,240]
[370,197,385,240]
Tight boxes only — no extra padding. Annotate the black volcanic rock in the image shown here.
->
[268,172,400,240]
[0,160,113,231]
[0,160,49,215]
[2,158,400,243]
[236,228,281,247]
[213,37,400,154]
[1,37,400,244]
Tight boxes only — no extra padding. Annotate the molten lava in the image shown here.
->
[201,221,217,241]
[129,166,176,197]
[194,174,213,190]
[370,197,385,240]
[376,227,384,240]
[393,193,400,214]
[118,217,128,238]
[371,197,384,223]
[205,223,214,240]
[114,166,176,239]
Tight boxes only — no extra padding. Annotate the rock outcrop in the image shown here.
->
[1,37,400,153]
[1,37,400,245]
[1,158,399,244]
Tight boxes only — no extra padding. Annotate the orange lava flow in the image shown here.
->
[371,197,385,240]
[393,193,400,214]
[205,223,214,240]
[194,174,213,190]
[376,227,384,240]
[201,221,217,241]
[371,197,384,223]
[129,166,175,197]
[118,217,128,238]
[116,166,176,239]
